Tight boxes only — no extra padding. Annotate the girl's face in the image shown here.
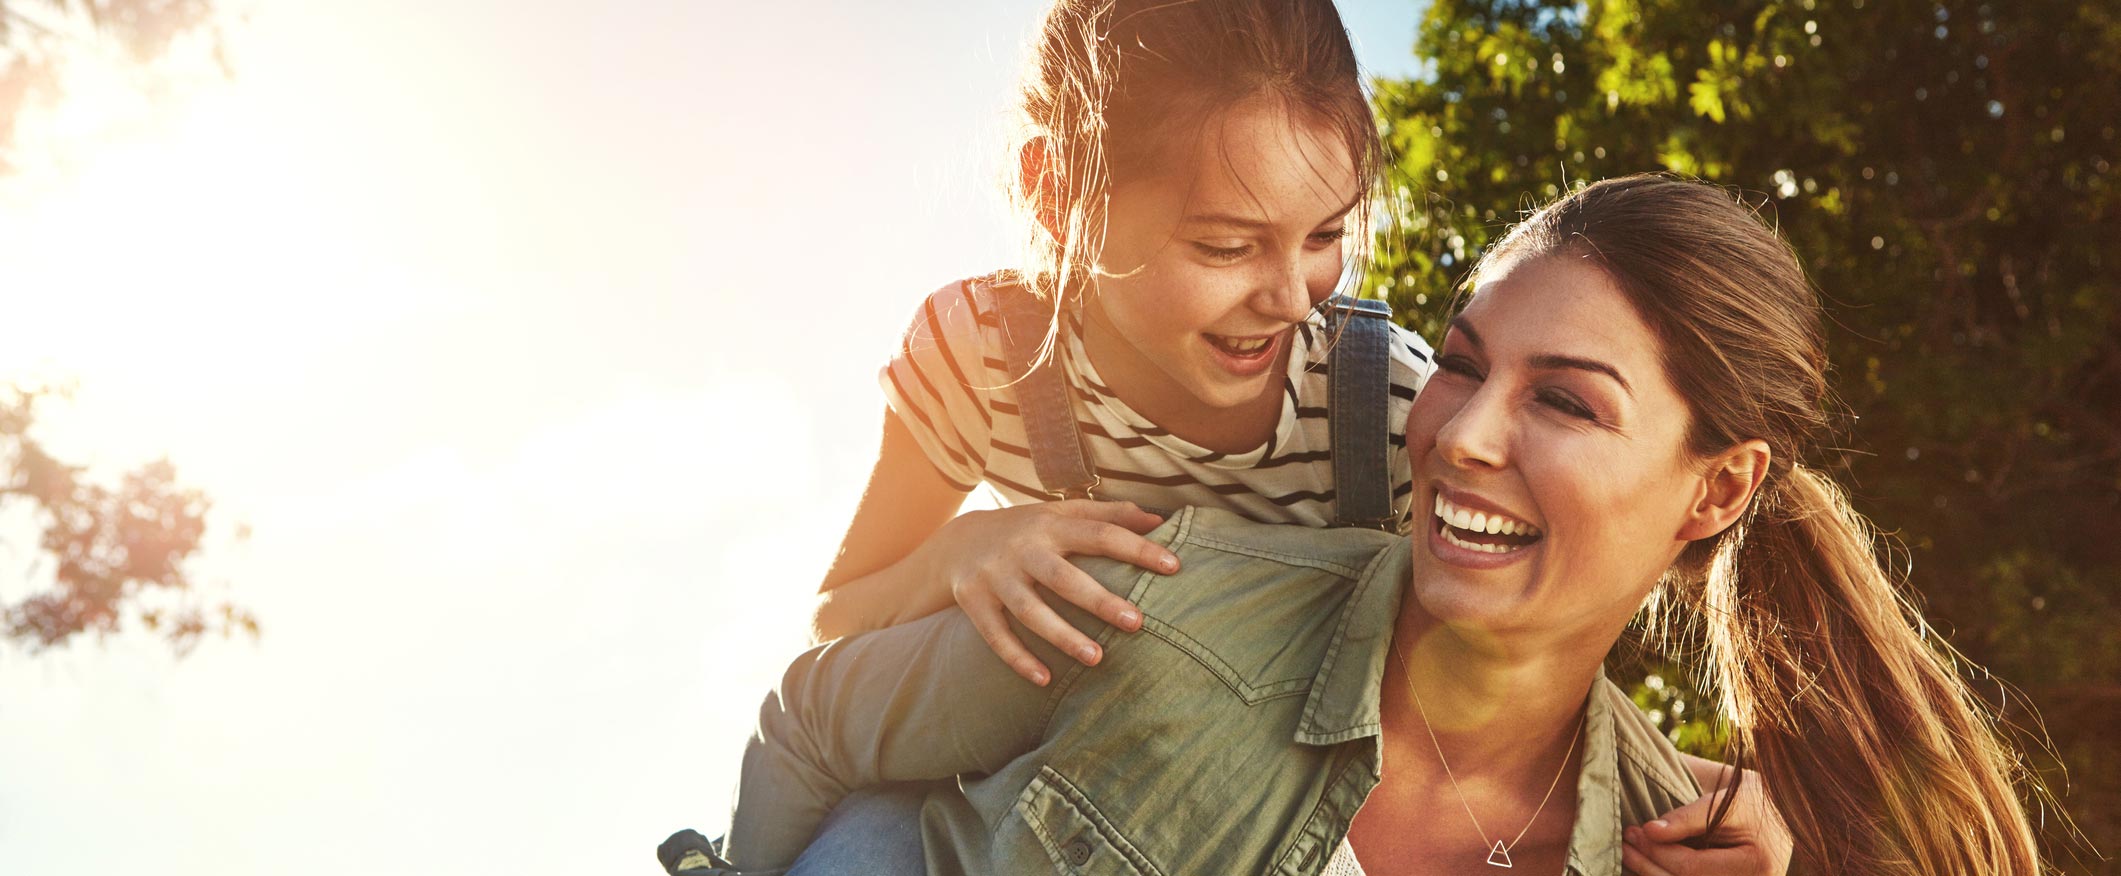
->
[1083,97,1360,422]
[1402,253,1709,648]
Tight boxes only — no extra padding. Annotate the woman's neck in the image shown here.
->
[1077,295,1285,454]
[1385,605,1605,780]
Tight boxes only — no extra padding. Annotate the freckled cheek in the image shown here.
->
[1304,249,1343,301]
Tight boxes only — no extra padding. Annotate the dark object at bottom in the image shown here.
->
[658,828,730,875]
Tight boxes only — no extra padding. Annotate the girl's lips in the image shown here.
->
[1202,329,1284,378]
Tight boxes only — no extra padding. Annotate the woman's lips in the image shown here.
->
[1425,489,1542,570]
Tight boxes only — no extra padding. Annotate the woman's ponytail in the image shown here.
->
[1478,175,2050,875]
[1704,465,2039,875]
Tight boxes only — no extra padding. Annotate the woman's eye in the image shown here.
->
[1192,242,1253,262]
[1436,354,1483,379]
[1538,389,1597,421]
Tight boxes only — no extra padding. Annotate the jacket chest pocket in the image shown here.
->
[1015,766,1163,876]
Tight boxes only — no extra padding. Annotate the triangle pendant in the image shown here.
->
[1487,840,1514,868]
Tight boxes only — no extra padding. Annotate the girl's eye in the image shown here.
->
[1435,353,1483,379]
[1192,242,1254,262]
[1307,227,1348,247]
[1538,388,1597,421]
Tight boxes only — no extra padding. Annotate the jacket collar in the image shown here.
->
[1293,536,1409,746]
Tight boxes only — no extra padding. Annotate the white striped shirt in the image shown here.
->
[879,277,1435,529]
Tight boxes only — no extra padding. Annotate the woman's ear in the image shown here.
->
[1678,439,1772,542]
[1018,137,1066,242]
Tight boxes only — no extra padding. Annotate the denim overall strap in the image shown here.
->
[1326,295,1396,529]
[994,281,1100,500]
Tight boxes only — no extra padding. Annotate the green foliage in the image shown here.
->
[1369,0,2120,867]
[1,387,254,655]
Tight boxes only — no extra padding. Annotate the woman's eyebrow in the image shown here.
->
[1529,354,1635,397]
[1447,315,1483,348]
[1447,315,1634,396]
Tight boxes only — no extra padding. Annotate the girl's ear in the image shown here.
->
[1018,137,1066,242]
[1678,439,1772,542]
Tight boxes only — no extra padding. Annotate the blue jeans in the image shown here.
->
[785,784,928,876]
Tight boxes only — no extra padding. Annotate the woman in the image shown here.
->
[687,176,2040,876]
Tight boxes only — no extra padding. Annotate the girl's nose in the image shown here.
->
[1251,255,1314,323]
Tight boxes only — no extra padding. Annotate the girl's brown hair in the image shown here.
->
[1476,174,2043,875]
[1008,0,1380,323]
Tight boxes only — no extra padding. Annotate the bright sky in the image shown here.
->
[0,1,1425,872]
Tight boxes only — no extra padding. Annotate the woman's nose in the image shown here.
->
[1434,385,1509,471]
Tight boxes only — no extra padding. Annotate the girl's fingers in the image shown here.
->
[1627,822,1775,876]
[1645,788,1733,841]
[1636,843,1766,876]
[1621,836,1679,876]
[961,588,1051,686]
[998,568,1105,666]
[1035,554,1143,632]
[1060,516,1179,576]
[1058,499,1167,536]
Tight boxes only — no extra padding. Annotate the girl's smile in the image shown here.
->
[1201,329,1283,378]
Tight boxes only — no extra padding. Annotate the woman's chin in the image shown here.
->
[1406,555,1537,636]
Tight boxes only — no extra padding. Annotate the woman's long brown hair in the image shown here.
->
[1477,174,2044,875]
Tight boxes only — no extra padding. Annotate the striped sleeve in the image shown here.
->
[877,281,1002,492]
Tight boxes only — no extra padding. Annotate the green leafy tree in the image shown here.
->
[1,388,254,654]
[1368,0,2119,868]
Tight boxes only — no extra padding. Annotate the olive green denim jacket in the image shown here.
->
[719,507,1700,875]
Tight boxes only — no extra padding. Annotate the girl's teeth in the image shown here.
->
[1211,335,1270,354]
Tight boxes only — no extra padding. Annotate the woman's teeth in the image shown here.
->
[1433,493,1542,554]
[1207,334,1272,355]
[1440,526,1516,553]
[1434,494,1540,536]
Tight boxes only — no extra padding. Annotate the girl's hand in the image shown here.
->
[1621,772,1794,876]
[926,499,1179,685]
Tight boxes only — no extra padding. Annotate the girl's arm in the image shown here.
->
[808,412,976,640]
[810,411,1178,685]
[728,580,1099,870]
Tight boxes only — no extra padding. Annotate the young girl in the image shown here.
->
[811,0,1427,690]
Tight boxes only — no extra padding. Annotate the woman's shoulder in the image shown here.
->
[1595,674,1704,819]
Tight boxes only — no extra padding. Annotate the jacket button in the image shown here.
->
[1064,838,1092,866]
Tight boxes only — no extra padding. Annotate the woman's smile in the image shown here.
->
[1426,486,1545,569]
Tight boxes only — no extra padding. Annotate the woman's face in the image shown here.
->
[1083,97,1359,418]
[1403,252,1709,645]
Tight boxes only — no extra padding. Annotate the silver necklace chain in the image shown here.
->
[1391,641,1587,869]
